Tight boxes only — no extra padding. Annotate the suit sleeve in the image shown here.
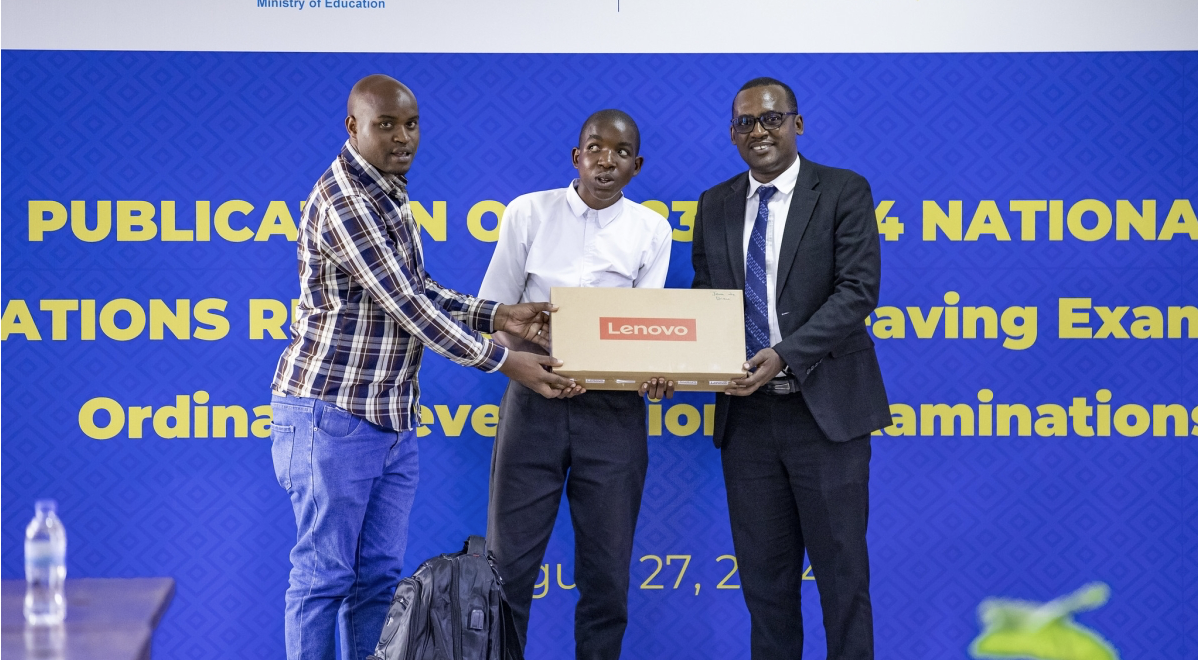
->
[773,174,880,383]
[691,190,713,290]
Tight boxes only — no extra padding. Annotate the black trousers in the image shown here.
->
[722,391,873,660]
[486,381,648,660]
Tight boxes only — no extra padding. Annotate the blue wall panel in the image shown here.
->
[2,51,1195,659]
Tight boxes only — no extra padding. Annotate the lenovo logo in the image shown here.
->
[599,317,696,341]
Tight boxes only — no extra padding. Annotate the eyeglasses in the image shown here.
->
[731,111,798,134]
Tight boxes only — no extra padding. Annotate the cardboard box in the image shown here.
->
[550,287,746,392]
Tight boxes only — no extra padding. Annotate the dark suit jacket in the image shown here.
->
[692,155,891,445]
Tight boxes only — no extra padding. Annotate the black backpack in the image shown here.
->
[368,536,523,660]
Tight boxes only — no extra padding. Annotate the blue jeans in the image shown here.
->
[270,394,419,660]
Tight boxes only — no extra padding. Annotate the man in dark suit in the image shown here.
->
[692,77,891,659]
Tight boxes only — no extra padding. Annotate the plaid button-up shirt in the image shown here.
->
[272,142,507,431]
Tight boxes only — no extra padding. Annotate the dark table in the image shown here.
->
[1,578,175,660]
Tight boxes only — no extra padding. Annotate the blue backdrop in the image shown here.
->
[2,51,1195,659]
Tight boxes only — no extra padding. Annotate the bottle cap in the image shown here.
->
[34,500,57,515]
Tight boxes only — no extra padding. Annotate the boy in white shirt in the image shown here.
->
[479,109,673,659]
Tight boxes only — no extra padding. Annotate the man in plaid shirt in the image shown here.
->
[269,74,578,660]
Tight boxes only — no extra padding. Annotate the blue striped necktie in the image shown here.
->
[745,185,776,359]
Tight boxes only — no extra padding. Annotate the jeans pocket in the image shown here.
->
[316,403,360,438]
[270,424,295,489]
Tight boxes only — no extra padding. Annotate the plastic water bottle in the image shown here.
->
[25,500,67,625]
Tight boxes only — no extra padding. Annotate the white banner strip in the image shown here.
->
[2,0,1196,53]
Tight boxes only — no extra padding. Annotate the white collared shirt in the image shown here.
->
[480,181,673,305]
[743,155,802,347]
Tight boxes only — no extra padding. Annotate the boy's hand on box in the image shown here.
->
[640,377,675,401]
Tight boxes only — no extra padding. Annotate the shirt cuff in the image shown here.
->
[478,341,508,374]
[473,298,502,334]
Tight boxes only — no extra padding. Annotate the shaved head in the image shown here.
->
[347,74,414,119]
[345,74,420,175]
[579,109,640,155]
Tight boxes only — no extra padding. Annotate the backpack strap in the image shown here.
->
[465,535,487,557]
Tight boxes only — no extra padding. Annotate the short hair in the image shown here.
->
[578,109,641,155]
[734,77,799,114]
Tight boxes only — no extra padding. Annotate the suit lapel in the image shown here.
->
[722,174,750,290]
[775,159,820,299]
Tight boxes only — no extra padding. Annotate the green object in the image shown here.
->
[969,583,1120,660]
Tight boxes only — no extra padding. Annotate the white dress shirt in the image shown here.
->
[480,181,673,306]
[743,155,802,347]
